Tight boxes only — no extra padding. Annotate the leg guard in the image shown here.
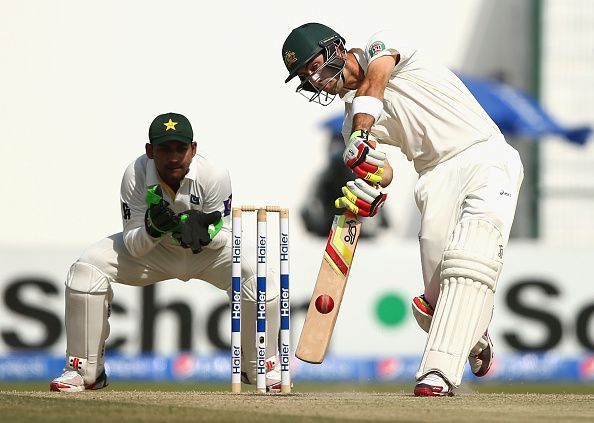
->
[416,219,503,386]
[237,271,280,384]
[411,295,493,376]
[65,261,112,386]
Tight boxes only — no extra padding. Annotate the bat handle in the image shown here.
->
[343,211,359,220]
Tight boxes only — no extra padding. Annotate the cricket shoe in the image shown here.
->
[241,357,293,393]
[412,294,494,377]
[50,369,109,392]
[414,371,454,397]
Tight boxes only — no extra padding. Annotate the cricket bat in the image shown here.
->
[295,211,362,364]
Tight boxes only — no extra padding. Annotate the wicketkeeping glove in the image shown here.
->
[335,178,387,217]
[343,129,386,184]
[172,210,223,254]
[144,185,180,238]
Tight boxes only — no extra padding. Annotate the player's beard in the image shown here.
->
[334,74,345,93]
[316,72,344,96]
[160,165,189,188]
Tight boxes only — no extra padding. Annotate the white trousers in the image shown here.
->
[66,232,279,383]
[81,233,248,289]
[414,135,524,306]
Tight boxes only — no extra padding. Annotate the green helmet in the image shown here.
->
[282,23,345,83]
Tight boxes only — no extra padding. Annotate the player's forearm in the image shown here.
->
[352,112,376,132]
[351,78,384,131]
[352,85,382,131]
[352,56,395,131]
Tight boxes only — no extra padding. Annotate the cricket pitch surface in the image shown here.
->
[2,383,593,422]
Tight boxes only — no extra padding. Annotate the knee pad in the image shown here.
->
[417,219,503,386]
[441,219,503,292]
[66,262,111,294]
[65,261,112,385]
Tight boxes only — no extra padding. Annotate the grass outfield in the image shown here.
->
[1,382,593,423]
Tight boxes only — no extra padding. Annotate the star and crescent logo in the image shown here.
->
[163,118,178,131]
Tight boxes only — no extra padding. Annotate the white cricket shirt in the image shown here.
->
[341,31,501,173]
[119,153,232,257]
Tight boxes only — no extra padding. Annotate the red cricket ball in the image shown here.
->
[315,294,334,314]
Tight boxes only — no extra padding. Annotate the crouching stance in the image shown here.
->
[50,113,282,392]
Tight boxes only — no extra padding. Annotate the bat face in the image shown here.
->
[323,213,359,276]
[296,212,361,363]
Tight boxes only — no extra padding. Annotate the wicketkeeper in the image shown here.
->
[50,112,283,392]
[282,23,524,396]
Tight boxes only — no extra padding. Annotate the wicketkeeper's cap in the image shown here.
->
[148,112,193,145]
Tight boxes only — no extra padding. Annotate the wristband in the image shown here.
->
[352,96,383,122]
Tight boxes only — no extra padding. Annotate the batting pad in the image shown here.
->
[417,219,503,386]
[65,262,112,385]
[411,298,490,356]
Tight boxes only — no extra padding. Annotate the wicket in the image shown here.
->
[231,205,290,394]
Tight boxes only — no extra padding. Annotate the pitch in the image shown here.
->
[1,382,593,423]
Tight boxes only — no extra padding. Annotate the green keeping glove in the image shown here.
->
[144,185,180,238]
[173,210,223,253]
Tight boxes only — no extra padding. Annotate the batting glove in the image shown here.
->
[343,129,386,184]
[335,178,387,218]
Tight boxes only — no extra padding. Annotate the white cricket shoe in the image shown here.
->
[414,371,454,397]
[50,369,109,392]
[241,357,292,393]
[264,358,284,393]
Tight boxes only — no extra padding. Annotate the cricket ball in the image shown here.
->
[315,294,334,314]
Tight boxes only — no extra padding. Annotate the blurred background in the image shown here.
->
[1,0,593,385]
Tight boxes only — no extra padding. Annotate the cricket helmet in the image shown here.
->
[282,23,346,105]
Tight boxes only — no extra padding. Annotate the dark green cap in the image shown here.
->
[282,22,344,83]
[148,112,193,145]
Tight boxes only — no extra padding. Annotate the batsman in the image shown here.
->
[50,112,283,392]
[282,23,524,396]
